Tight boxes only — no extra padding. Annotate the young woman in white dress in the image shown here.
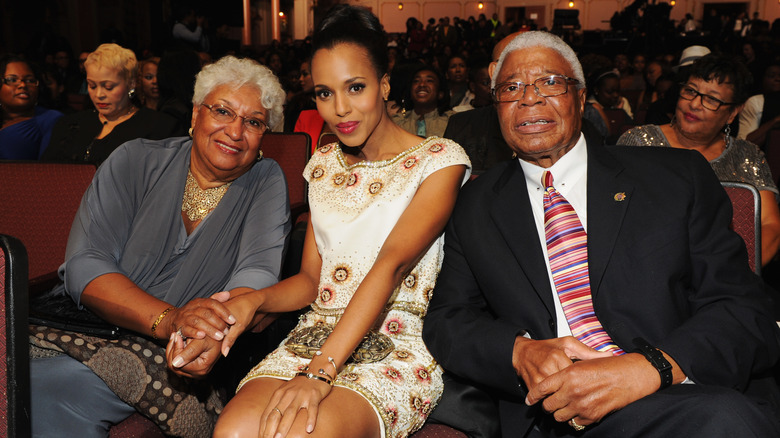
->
[168,5,471,438]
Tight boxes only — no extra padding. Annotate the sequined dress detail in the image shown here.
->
[239,137,471,437]
[618,124,779,195]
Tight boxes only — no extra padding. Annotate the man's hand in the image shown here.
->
[525,353,661,427]
[512,336,612,393]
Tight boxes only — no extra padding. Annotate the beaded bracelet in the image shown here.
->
[151,306,175,339]
[295,371,334,386]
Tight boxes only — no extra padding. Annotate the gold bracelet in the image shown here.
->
[295,371,333,386]
[151,306,175,339]
[315,350,339,374]
[318,368,335,380]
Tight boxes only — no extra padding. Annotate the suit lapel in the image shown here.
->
[586,141,633,297]
[490,162,556,317]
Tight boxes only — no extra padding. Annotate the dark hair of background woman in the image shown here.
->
[685,53,753,104]
[156,48,201,128]
[586,68,620,98]
[311,4,388,79]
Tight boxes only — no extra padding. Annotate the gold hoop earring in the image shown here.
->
[188,127,193,137]
[257,150,264,161]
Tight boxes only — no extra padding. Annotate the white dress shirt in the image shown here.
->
[518,133,588,338]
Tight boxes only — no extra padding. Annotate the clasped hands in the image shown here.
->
[515,336,661,429]
[164,290,265,378]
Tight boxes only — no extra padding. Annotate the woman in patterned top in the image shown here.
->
[619,53,780,266]
[169,5,471,438]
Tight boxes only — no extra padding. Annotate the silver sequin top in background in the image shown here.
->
[618,124,779,195]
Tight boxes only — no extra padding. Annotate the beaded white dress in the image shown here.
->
[239,137,471,438]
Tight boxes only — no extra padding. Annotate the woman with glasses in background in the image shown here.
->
[30,55,290,437]
[619,53,780,266]
[0,54,63,159]
[42,43,182,165]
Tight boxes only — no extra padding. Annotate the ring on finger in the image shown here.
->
[569,418,586,431]
[273,407,283,417]
[176,327,187,340]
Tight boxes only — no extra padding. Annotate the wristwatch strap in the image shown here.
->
[633,337,673,390]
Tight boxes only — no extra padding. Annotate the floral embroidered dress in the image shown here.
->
[239,137,471,438]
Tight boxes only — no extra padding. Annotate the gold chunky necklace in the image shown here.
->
[181,170,231,222]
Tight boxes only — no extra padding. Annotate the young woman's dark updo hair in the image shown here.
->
[685,53,753,105]
[311,4,388,79]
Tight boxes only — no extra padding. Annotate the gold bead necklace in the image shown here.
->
[181,170,231,222]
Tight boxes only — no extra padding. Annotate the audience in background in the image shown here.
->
[446,55,471,109]
[739,60,780,149]
[136,57,160,111]
[156,49,201,129]
[42,43,182,165]
[0,54,63,159]
[393,64,453,137]
[620,53,780,266]
[284,58,316,133]
[583,68,634,143]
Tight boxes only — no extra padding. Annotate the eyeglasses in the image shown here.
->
[200,104,268,134]
[678,85,735,111]
[2,76,39,86]
[492,75,579,102]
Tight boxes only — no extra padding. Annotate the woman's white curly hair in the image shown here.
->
[192,56,285,131]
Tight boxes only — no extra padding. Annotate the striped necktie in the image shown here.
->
[542,171,624,355]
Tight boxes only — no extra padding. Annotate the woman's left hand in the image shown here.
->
[219,290,269,357]
[260,375,332,437]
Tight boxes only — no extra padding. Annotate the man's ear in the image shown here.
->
[578,87,587,113]
[488,61,497,82]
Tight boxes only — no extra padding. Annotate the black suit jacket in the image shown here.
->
[443,106,513,175]
[423,136,780,436]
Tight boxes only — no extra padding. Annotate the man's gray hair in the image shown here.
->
[193,55,285,131]
[491,31,585,90]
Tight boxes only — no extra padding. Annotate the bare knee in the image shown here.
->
[212,421,241,438]
[214,415,256,438]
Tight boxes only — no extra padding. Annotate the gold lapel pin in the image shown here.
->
[614,192,627,201]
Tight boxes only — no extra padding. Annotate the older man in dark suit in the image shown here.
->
[423,31,780,437]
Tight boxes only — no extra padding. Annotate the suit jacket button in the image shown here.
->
[548,319,555,329]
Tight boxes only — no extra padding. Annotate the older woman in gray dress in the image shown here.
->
[29,55,289,438]
[619,53,780,266]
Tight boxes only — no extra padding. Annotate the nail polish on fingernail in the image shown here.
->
[228,315,236,324]
[215,331,224,340]
[223,327,230,335]
[172,357,184,368]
